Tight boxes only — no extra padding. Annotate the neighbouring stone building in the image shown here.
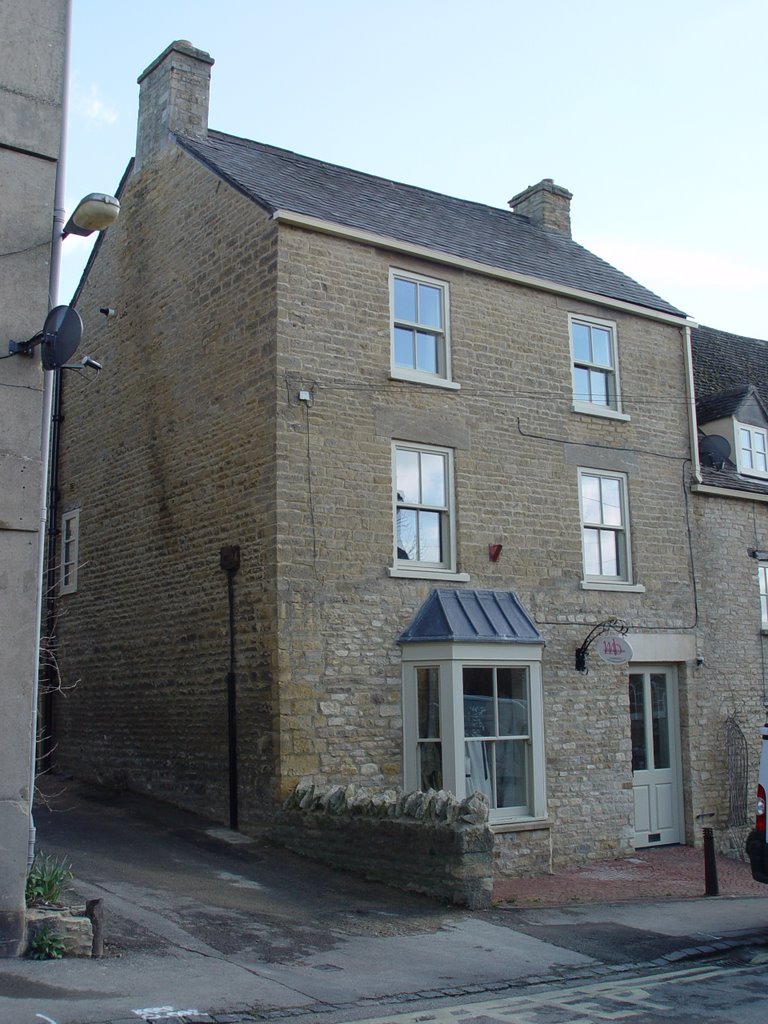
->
[51,40,761,881]
[0,0,67,955]
[687,325,768,850]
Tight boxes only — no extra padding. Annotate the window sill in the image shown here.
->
[572,401,630,422]
[388,567,470,582]
[390,370,460,391]
[491,817,552,833]
[580,580,646,593]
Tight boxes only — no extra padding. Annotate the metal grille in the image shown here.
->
[725,716,749,827]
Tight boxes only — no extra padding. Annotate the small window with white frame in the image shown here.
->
[579,469,632,585]
[737,423,768,478]
[570,314,625,418]
[390,270,454,386]
[60,508,80,595]
[392,442,458,575]
[759,564,768,629]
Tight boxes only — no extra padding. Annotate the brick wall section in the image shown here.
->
[54,139,726,874]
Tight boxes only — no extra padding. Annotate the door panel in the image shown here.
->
[630,666,683,847]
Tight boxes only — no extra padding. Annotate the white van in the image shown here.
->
[746,722,768,883]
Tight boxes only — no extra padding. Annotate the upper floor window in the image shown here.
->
[570,315,625,418]
[391,270,453,386]
[738,424,768,478]
[760,564,768,628]
[393,442,456,574]
[579,469,632,584]
[60,509,80,595]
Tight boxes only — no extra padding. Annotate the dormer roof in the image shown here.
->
[697,384,768,428]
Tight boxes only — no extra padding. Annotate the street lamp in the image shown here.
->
[62,192,120,238]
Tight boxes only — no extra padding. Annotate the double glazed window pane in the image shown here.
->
[741,427,768,473]
[416,667,442,791]
[396,447,447,564]
[629,672,671,773]
[572,322,612,368]
[574,366,609,406]
[462,666,530,812]
[581,474,625,579]
[572,320,615,408]
[394,276,444,375]
[583,528,619,577]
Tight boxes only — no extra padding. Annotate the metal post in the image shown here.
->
[220,546,240,831]
[703,827,719,896]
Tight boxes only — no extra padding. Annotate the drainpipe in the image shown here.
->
[28,0,72,866]
[682,322,702,484]
[40,366,63,771]
[220,545,241,830]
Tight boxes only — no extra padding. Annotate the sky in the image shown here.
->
[60,0,768,338]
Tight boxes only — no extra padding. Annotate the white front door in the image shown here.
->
[629,666,684,847]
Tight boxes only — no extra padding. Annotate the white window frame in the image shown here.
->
[390,442,468,581]
[390,269,458,390]
[737,422,768,479]
[759,564,768,630]
[569,314,628,421]
[60,508,80,595]
[402,641,546,826]
[578,469,639,590]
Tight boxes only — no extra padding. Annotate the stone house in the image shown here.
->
[53,40,723,877]
[687,325,768,846]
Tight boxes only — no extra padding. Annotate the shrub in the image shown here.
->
[26,852,73,907]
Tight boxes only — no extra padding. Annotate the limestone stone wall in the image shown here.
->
[688,489,768,851]
[54,138,710,874]
[273,783,494,908]
[55,146,281,824]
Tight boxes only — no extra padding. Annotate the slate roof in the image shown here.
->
[398,589,543,645]
[691,325,768,495]
[692,325,768,409]
[696,384,754,425]
[177,131,686,318]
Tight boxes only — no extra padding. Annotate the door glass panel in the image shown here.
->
[629,673,646,771]
[650,672,670,769]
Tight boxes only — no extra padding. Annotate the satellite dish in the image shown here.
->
[699,434,732,468]
[40,306,83,370]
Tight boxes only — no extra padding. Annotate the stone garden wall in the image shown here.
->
[273,783,494,909]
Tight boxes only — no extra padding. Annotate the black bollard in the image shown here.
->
[703,827,720,896]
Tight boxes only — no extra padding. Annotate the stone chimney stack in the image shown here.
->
[135,40,214,172]
[508,179,573,237]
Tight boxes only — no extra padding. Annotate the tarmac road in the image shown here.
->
[2,778,767,1024]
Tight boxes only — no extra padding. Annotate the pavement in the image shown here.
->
[1,778,766,1024]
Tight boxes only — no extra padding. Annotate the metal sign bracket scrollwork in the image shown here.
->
[575,618,629,674]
